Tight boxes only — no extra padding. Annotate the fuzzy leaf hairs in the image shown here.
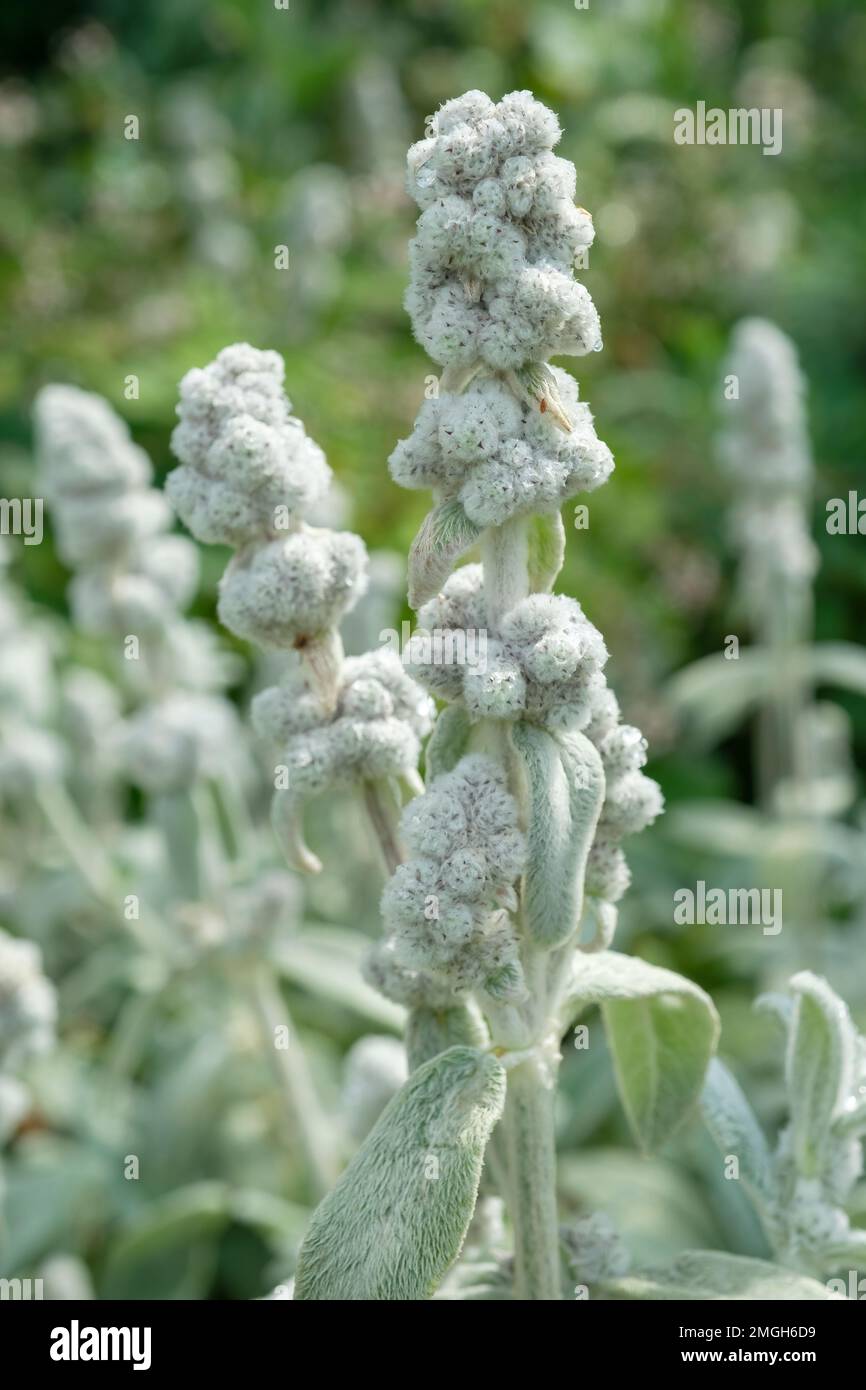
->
[701,972,866,1281]
[166,343,433,872]
[294,1046,505,1300]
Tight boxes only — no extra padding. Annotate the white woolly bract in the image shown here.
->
[0,928,57,1072]
[252,648,433,796]
[168,342,331,544]
[389,367,612,527]
[377,754,526,1002]
[217,527,368,650]
[404,91,600,370]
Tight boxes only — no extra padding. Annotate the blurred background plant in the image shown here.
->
[1,0,864,1297]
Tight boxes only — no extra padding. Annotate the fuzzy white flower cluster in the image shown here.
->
[375,755,527,1003]
[389,368,612,528]
[561,1211,631,1284]
[720,319,817,599]
[168,342,331,545]
[35,386,200,639]
[252,650,434,798]
[0,928,57,1073]
[583,688,665,904]
[405,90,599,370]
[409,564,608,730]
[720,319,812,494]
[168,344,368,653]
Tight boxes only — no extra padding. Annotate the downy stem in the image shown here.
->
[480,510,562,1298]
[503,1054,561,1300]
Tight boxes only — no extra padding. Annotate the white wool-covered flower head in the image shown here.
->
[34,384,152,499]
[409,565,608,730]
[404,90,600,370]
[0,929,57,1072]
[719,319,811,495]
[113,691,242,794]
[252,647,433,797]
[217,526,368,651]
[389,367,612,527]
[34,384,172,569]
[168,342,332,545]
[378,754,527,1002]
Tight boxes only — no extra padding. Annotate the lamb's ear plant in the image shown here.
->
[667,321,866,981]
[282,89,719,1300]
[700,971,866,1283]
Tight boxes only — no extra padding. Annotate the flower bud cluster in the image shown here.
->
[409,564,608,730]
[582,688,664,904]
[35,385,201,640]
[252,649,434,799]
[376,755,527,1003]
[405,90,599,371]
[389,368,612,529]
[168,343,368,653]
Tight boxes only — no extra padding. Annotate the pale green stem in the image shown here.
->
[248,963,340,1202]
[478,512,562,1298]
[503,1055,562,1300]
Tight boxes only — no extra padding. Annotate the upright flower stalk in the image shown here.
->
[368,90,664,1298]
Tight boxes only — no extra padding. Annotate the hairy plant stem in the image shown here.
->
[248,963,339,1202]
[502,1054,561,1300]
[479,511,562,1298]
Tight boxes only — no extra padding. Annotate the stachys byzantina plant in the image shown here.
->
[285,90,720,1301]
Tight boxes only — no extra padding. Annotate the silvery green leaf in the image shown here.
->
[598,1251,844,1301]
[513,722,605,949]
[809,641,866,697]
[273,927,404,1031]
[666,649,774,746]
[407,500,481,609]
[527,511,566,593]
[699,1058,775,1207]
[786,971,857,1178]
[424,705,472,782]
[406,1002,489,1072]
[560,951,719,1152]
[294,1046,506,1300]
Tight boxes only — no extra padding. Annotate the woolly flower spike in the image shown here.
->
[217,527,368,652]
[405,90,599,371]
[0,929,57,1073]
[582,687,664,904]
[719,319,811,495]
[253,649,434,797]
[379,755,527,1002]
[34,385,171,569]
[168,343,332,545]
[389,368,612,528]
[114,692,242,794]
[409,565,608,730]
